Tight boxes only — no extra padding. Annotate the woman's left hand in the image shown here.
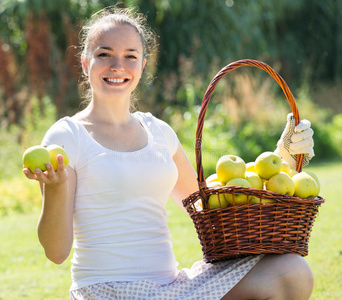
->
[274,113,314,169]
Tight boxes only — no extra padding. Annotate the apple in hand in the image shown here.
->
[225,178,251,205]
[22,145,51,173]
[46,144,69,171]
[266,172,295,196]
[292,172,319,198]
[255,151,282,180]
[216,155,246,184]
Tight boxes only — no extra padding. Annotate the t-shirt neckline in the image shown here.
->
[69,112,153,154]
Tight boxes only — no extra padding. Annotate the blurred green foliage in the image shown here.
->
[0,0,342,184]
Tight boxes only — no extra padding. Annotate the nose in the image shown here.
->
[110,58,125,72]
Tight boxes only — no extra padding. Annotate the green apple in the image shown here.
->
[246,162,256,173]
[255,151,282,180]
[305,171,320,194]
[266,172,295,196]
[22,145,51,173]
[206,173,219,184]
[289,169,298,177]
[46,144,69,171]
[225,178,251,205]
[208,193,228,209]
[245,171,263,189]
[280,159,291,175]
[216,155,246,184]
[292,172,319,199]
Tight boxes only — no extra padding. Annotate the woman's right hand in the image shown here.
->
[23,154,68,185]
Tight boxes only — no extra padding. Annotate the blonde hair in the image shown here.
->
[78,5,157,110]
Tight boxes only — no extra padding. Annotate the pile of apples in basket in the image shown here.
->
[203,151,320,209]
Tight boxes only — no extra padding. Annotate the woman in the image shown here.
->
[23,6,315,299]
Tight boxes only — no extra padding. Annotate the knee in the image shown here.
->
[277,254,314,299]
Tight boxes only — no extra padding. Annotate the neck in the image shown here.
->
[84,93,133,125]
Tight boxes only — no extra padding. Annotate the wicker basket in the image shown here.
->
[182,59,325,263]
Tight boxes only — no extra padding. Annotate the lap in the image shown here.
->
[70,255,263,300]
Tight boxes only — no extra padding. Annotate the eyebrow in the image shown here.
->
[98,46,140,53]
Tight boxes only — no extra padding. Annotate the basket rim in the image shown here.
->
[182,185,325,212]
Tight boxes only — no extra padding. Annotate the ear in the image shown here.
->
[81,54,88,76]
[142,59,146,72]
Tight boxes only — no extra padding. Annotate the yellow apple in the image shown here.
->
[289,169,298,177]
[225,178,251,205]
[249,197,260,204]
[246,162,256,173]
[250,197,276,204]
[22,145,51,173]
[255,151,282,180]
[46,144,69,171]
[245,171,263,189]
[207,181,223,188]
[280,159,291,175]
[266,172,295,196]
[216,155,246,184]
[292,172,319,199]
[305,171,320,194]
[208,193,228,209]
[206,173,219,184]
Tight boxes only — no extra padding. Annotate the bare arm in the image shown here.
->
[23,155,75,264]
[170,143,199,213]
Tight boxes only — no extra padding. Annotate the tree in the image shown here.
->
[0,0,341,128]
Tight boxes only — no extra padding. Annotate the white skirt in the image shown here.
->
[70,255,263,300]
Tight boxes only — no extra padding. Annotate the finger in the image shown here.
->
[284,113,296,133]
[34,168,47,182]
[56,154,65,172]
[289,137,314,154]
[280,113,296,143]
[291,128,314,143]
[295,119,311,132]
[23,167,37,180]
[45,163,56,180]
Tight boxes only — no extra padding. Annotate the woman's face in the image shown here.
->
[83,24,146,102]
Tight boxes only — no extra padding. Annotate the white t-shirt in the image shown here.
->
[41,111,180,291]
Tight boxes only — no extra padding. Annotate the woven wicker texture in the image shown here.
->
[182,59,325,263]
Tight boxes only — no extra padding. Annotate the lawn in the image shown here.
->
[0,160,341,299]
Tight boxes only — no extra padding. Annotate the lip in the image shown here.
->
[103,77,129,85]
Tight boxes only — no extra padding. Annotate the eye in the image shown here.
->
[98,53,110,58]
[126,55,138,60]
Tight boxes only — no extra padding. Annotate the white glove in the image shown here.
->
[274,113,315,169]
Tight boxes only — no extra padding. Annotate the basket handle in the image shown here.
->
[195,59,303,190]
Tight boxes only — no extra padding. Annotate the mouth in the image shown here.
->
[103,77,129,85]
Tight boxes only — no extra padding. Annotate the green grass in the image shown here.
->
[304,161,342,299]
[0,160,341,299]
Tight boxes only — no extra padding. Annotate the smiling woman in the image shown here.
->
[22,5,316,300]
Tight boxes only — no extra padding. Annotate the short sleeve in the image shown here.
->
[41,117,79,170]
[152,115,180,157]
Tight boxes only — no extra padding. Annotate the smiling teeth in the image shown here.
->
[106,78,125,83]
